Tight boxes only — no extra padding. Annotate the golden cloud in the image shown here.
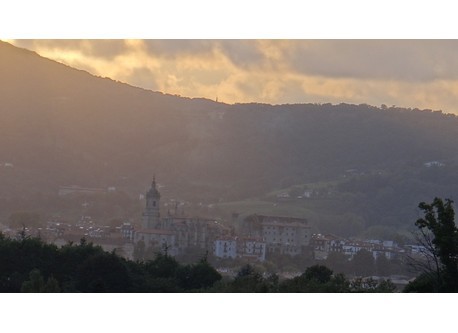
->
[7,39,458,114]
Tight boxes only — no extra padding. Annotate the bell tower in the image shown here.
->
[143,176,161,229]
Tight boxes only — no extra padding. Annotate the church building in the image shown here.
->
[134,177,178,255]
[133,177,230,258]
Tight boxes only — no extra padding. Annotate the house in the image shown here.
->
[276,192,291,201]
[342,239,405,260]
[424,161,445,168]
[342,241,371,259]
[312,234,345,260]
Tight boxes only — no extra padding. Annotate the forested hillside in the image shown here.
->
[2,41,458,236]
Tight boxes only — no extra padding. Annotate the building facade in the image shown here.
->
[134,178,228,257]
[214,238,237,259]
[243,214,311,256]
[237,238,266,262]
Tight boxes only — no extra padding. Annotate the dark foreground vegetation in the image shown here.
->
[0,234,222,293]
[404,198,458,292]
[0,233,396,293]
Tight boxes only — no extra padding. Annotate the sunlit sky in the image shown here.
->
[6,39,458,114]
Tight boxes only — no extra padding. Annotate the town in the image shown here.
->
[0,178,425,287]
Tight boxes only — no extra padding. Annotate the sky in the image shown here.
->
[7,39,458,114]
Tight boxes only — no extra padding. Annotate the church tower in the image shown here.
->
[143,176,161,229]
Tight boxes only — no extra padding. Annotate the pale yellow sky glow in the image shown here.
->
[8,39,458,114]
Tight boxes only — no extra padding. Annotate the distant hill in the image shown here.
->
[1,41,458,236]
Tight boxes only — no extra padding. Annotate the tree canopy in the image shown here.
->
[405,197,458,292]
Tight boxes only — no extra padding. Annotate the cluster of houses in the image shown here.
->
[311,234,407,261]
[0,179,424,265]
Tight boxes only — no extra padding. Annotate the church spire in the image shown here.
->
[143,176,161,229]
[146,175,160,199]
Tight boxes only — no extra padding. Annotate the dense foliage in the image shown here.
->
[0,234,398,293]
[0,234,222,292]
[404,198,458,292]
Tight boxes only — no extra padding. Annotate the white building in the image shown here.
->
[214,238,237,259]
[238,238,266,262]
[120,222,134,242]
[261,216,310,256]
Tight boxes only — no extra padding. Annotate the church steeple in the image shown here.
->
[146,176,161,200]
[143,176,161,229]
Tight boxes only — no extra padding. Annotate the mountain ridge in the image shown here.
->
[1,41,458,236]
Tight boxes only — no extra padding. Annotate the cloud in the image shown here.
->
[6,39,458,114]
[127,67,159,91]
[12,39,129,60]
[142,40,269,70]
[286,40,458,82]
[85,40,129,59]
[216,40,266,69]
[142,40,215,58]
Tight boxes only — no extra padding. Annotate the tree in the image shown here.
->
[350,277,396,293]
[176,257,222,290]
[223,264,273,292]
[76,252,132,292]
[279,265,350,293]
[42,275,61,292]
[20,269,45,292]
[324,251,349,274]
[375,254,392,276]
[303,264,333,283]
[407,197,458,292]
[350,249,375,277]
[133,240,145,261]
[20,269,61,292]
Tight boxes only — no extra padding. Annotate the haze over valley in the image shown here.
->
[2,40,458,240]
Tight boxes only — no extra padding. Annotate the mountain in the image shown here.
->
[1,41,458,236]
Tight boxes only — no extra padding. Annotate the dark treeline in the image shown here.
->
[0,233,395,293]
[0,234,221,293]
